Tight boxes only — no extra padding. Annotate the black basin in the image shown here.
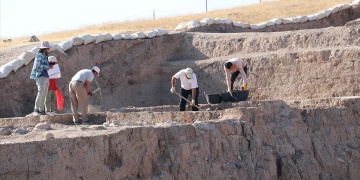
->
[205,93,222,104]
[220,90,249,103]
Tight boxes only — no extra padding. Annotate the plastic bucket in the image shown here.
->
[205,93,222,104]
[220,90,249,103]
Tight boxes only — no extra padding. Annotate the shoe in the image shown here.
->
[82,121,93,125]
[40,111,48,115]
[46,111,58,115]
[74,120,83,125]
[32,111,41,116]
[34,110,47,116]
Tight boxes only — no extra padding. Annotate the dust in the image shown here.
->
[88,105,102,113]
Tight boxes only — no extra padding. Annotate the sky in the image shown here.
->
[0,0,261,38]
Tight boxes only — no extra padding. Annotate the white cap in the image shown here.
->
[48,56,58,62]
[92,66,100,75]
[185,68,193,79]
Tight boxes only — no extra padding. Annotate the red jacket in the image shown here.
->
[48,79,58,90]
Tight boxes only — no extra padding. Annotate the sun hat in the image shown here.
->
[185,68,193,79]
[48,56,58,62]
[224,61,233,69]
[39,41,51,49]
[92,66,100,75]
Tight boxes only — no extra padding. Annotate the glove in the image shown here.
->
[191,99,195,106]
[170,87,175,93]
[87,91,93,96]
[241,84,248,91]
[227,87,232,93]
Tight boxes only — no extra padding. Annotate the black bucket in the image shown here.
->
[205,93,222,104]
[220,90,249,103]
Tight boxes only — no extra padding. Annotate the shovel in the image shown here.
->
[94,79,103,99]
[229,91,239,102]
[174,92,203,110]
[92,88,101,95]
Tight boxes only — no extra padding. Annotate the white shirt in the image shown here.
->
[174,69,198,90]
[71,69,94,83]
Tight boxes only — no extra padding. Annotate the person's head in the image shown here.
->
[48,56,57,65]
[92,66,100,76]
[224,62,233,69]
[185,68,193,79]
[38,41,51,54]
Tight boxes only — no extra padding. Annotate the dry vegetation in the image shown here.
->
[0,0,350,50]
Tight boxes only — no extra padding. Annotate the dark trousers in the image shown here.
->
[231,66,248,90]
[179,87,199,111]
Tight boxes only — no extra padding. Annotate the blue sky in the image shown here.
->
[0,0,260,38]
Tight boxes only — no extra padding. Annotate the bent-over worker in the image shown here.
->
[224,58,248,92]
[69,66,100,124]
[170,68,199,111]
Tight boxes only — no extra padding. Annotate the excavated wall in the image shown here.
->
[1,97,359,179]
[0,7,359,118]
[1,21,359,118]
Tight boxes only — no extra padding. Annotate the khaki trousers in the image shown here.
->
[45,90,55,112]
[69,81,88,122]
[34,77,49,112]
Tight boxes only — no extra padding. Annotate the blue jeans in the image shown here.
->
[34,77,49,112]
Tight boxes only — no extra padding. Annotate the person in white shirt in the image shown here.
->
[69,66,100,124]
[224,58,248,92]
[170,68,199,111]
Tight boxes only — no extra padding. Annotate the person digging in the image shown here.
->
[170,68,199,111]
[224,57,248,92]
[69,66,100,125]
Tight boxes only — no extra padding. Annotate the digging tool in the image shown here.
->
[174,91,203,110]
[94,79,103,99]
[229,91,239,102]
[88,88,101,97]
[92,88,101,95]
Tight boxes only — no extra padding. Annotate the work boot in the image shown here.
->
[46,111,58,115]
[74,119,83,125]
[81,121,93,125]
[39,111,48,115]
[32,111,41,116]
[34,110,47,116]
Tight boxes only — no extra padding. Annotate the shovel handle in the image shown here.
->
[92,88,100,94]
[174,92,202,110]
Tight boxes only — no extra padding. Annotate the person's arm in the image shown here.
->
[34,55,49,71]
[234,60,247,85]
[191,88,196,100]
[171,76,177,88]
[84,80,91,92]
[170,76,177,93]
[191,76,198,106]
[238,66,247,85]
[224,67,231,91]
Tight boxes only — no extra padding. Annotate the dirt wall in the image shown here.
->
[1,97,359,179]
[0,16,359,119]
